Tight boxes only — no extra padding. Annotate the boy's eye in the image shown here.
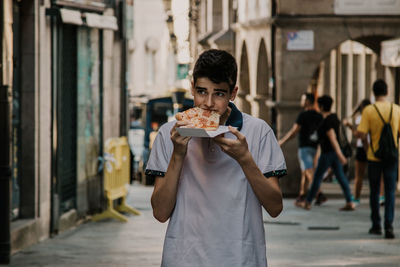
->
[197,90,207,95]
[215,92,226,97]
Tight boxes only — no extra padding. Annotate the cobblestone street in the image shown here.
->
[7,182,400,267]
[4,1,400,266]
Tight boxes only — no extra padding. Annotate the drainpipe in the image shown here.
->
[270,0,277,132]
[0,0,12,263]
[120,0,128,137]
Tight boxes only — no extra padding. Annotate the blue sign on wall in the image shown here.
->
[177,64,189,80]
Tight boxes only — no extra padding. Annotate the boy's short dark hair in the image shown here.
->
[372,79,388,97]
[317,95,333,112]
[193,49,237,92]
[304,93,315,104]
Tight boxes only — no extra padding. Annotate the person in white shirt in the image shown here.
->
[343,99,371,204]
[146,49,287,266]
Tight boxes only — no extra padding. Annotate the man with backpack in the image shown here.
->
[357,79,399,239]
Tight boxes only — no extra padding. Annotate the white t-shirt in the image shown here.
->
[355,115,363,148]
[355,115,370,148]
[146,106,287,267]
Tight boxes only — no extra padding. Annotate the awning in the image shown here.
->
[60,8,83,25]
[57,8,118,31]
[3,0,13,86]
[381,38,400,67]
[209,28,234,48]
[55,0,106,12]
[198,29,234,51]
[198,31,216,46]
[84,12,118,31]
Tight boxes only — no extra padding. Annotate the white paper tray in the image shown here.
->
[176,126,231,138]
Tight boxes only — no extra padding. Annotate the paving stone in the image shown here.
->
[7,182,400,267]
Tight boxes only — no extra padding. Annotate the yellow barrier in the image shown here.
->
[92,137,141,222]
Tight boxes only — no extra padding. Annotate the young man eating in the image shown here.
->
[146,49,287,266]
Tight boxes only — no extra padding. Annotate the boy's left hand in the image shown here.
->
[213,126,251,164]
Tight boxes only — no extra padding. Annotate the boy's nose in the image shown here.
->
[205,95,213,108]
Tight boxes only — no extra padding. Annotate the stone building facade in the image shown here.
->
[1,0,129,262]
[190,0,400,195]
[275,0,400,194]
[131,0,173,98]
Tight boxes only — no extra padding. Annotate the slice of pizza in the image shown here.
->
[175,107,220,131]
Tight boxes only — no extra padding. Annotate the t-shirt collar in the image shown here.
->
[225,102,243,131]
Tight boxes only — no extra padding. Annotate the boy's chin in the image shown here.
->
[219,107,232,123]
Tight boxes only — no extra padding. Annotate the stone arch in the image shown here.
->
[256,39,269,96]
[237,41,251,113]
[311,35,393,68]
[277,21,400,105]
[306,39,383,181]
[306,37,390,117]
[254,38,270,122]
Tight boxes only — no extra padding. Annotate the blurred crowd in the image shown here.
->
[279,79,399,239]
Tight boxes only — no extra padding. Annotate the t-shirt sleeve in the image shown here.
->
[333,116,340,132]
[258,129,287,178]
[320,115,337,136]
[397,106,400,135]
[327,115,337,131]
[357,109,369,134]
[295,112,304,125]
[145,129,171,177]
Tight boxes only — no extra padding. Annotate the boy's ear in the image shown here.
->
[230,86,238,101]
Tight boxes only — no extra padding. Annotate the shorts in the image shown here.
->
[355,147,367,162]
[298,147,317,171]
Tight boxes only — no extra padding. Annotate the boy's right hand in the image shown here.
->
[170,121,192,157]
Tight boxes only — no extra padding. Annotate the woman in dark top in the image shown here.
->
[301,95,355,211]
[279,93,324,206]
[343,99,377,205]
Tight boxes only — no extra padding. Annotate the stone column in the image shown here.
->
[235,91,251,114]
[330,49,337,109]
[385,67,396,102]
[345,46,353,119]
[247,94,269,122]
[358,48,366,102]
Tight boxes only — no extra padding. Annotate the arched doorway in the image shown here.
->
[310,40,386,121]
[255,38,269,122]
[237,42,251,113]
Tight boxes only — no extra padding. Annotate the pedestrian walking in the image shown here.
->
[343,99,386,206]
[279,93,326,206]
[146,49,287,266]
[343,99,371,204]
[300,95,355,211]
[356,79,399,239]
